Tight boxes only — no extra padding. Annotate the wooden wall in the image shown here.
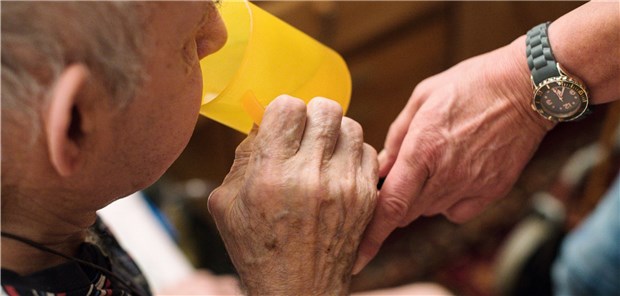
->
[166,1,585,186]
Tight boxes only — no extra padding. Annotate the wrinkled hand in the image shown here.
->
[209,96,378,295]
[354,37,556,274]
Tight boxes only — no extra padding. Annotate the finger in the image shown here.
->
[352,195,393,275]
[255,95,307,159]
[234,124,258,158]
[382,131,432,220]
[331,117,364,168]
[207,129,258,217]
[361,143,379,186]
[298,97,343,161]
[225,127,257,181]
[379,92,425,177]
[328,118,365,207]
[378,114,411,177]
[353,153,429,274]
[443,196,492,223]
[353,184,414,274]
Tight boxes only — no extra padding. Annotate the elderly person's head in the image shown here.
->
[2,2,225,210]
[1,1,225,274]
[1,2,385,295]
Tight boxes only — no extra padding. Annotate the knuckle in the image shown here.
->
[269,94,306,114]
[363,143,378,159]
[409,84,425,100]
[234,139,253,158]
[341,117,364,139]
[309,97,343,117]
[378,194,410,226]
[207,187,226,214]
[404,130,446,174]
[413,76,434,95]
[340,120,365,155]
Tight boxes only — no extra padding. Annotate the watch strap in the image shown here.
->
[526,22,560,85]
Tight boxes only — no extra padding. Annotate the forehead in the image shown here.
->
[143,1,213,24]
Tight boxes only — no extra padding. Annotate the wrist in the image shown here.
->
[547,1,620,105]
[241,276,349,296]
[232,253,351,296]
[505,35,557,132]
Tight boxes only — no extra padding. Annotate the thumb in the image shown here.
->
[353,151,428,274]
[352,202,398,275]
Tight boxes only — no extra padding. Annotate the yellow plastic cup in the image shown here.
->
[199,0,352,134]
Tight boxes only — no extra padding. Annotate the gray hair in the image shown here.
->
[1,1,145,138]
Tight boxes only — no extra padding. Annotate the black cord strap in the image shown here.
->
[1,231,149,296]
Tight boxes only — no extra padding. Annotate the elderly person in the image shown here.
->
[2,1,380,295]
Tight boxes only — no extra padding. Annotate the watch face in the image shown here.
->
[534,78,588,120]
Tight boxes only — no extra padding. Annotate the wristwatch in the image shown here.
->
[526,22,590,122]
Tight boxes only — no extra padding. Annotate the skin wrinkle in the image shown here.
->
[208,96,377,295]
[340,182,361,257]
[411,45,545,216]
[409,123,444,173]
[326,180,346,242]
[381,176,414,219]
[426,103,519,212]
[313,208,323,290]
[233,206,266,265]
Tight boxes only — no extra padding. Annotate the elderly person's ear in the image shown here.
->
[45,64,96,177]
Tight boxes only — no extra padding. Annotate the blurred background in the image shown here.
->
[142,1,619,295]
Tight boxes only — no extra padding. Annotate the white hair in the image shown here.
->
[1,2,145,137]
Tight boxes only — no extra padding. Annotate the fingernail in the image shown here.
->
[378,150,390,176]
[377,149,387,164]
[352,255,368,275]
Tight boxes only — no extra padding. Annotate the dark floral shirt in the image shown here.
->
[2,218,151,296]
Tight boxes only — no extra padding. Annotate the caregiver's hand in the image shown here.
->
[209,96,379,295]
[353,36,555,274]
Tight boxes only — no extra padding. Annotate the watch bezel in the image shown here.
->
[531,68,589,122]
